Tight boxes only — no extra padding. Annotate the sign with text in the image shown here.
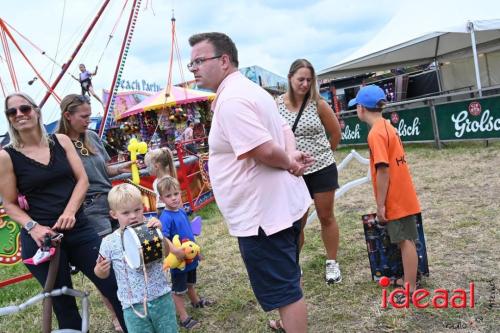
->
[383,107,434,142]
[339,115,369,145]
[339,107,434,145]
[118,79,162,92]
[436,96,500,140]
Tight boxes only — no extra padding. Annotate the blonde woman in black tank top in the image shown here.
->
[0,92,127,332]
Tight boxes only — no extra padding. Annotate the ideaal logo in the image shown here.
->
[378,276,475,309]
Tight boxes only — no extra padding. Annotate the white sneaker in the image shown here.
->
[325,260,342,284]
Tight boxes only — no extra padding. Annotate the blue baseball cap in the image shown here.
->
[348,85,387,108]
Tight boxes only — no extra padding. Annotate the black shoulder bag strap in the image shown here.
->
[291,92,310,133]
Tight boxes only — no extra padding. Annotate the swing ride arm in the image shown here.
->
[99,0,141,138]
[0,19,62,103]
[38,0,111,109]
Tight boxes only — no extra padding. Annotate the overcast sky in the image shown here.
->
[1,0,495,134]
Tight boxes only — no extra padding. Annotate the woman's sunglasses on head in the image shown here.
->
[74,95,90,103]
[64,95,90,112]
[5,105,33,117]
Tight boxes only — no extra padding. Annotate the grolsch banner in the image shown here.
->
[436,96,500,140]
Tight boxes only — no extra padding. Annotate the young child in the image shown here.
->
[350,85,421,298]
[73,63,104,106]
[144,147,177,215]
[182,120,197,154]
[94,183,178,332]
[157,176,213,330]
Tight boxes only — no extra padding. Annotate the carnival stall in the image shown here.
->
[118,85,214,146]
[101,90,152,156]
[109,85,216,213]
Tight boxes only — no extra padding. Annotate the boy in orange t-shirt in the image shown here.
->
[349,85,420,295]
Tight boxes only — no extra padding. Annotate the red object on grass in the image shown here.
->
[0,273,33,288]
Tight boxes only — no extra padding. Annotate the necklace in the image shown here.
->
[72,139,89,156]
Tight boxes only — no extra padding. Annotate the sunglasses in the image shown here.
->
[64,95,90,113]
[74,95,90,103]
[5,105,33,117]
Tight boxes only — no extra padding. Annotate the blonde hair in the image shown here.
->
[57,94,96,155]
[144,147,177,178]
[156,176,181,196]
[4,92,50,149]
[108,183,142,211]
[286,59,320,107]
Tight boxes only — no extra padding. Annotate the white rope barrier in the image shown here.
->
[0,286,90,333]
[307,149,370,224]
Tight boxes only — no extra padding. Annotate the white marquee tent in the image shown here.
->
[318,1,500,95]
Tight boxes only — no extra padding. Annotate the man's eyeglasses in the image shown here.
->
[187,55,222,71]
[5,105,33,118]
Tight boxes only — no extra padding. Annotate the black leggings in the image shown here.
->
[21,224,127,332]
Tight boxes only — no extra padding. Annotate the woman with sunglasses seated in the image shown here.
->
[0,92,127,332]
[57,94,132,331]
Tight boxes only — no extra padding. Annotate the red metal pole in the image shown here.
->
[0,75,6,97]
[98,0,140,138]
[0,25,19,91]
[0,273,33,288]
[176,142,194,211]
[38,0,111,108]
[0,20,61,102]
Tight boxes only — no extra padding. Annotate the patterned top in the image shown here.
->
[99,229,171,309]
[277,95,335,174]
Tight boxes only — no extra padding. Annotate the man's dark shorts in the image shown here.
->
[238,220,302,312]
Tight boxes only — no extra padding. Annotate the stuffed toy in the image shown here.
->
[163,234,201,271]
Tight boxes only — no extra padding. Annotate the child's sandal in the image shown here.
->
[191,297,214,308]
[180,316,200,330]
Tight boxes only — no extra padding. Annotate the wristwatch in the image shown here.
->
[24,220,38,233]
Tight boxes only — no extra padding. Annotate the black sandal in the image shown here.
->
[180,316,200,330]
[192,297,214,308]
[392,278,421,289]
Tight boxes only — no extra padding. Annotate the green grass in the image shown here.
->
[1,142,499,332]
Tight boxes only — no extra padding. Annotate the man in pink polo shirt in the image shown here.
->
[188,32,312,333]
